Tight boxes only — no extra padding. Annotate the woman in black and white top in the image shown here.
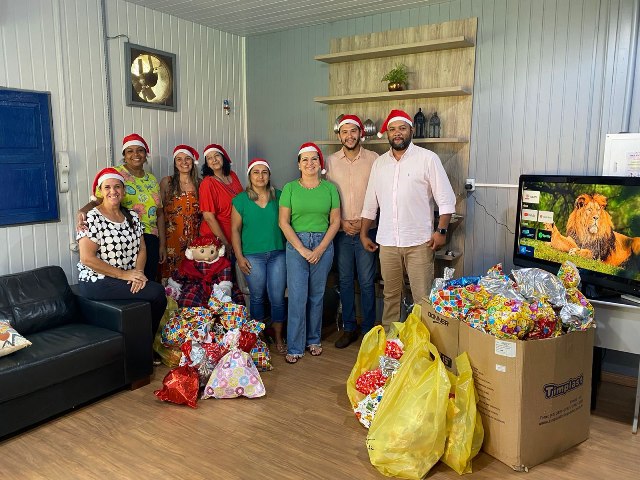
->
[77,168,167,339]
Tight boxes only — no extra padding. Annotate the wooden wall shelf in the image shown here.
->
[314,138,467,145]
[314,36,474,64]
[314,86,471,105]
[316,18,478,275]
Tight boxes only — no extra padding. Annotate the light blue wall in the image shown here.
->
[246,0,640,378]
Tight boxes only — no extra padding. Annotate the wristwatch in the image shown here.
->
[436,227,448,235]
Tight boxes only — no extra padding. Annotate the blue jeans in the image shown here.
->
[286,232,334,356]
[243,250,286,323]
[334,230,377,334]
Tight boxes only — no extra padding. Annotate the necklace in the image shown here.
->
[298,178,320,190]
[214,173,229,185]
[214,174,241,196]
[123,164,145,178]
[97,205,124,223]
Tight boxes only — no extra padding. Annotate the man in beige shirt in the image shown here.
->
[325,115,379,348]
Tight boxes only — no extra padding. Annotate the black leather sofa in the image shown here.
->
[0,266,153,439]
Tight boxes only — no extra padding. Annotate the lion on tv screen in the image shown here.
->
[520,183,640,281]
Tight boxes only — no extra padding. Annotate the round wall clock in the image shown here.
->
[125,43,177,111]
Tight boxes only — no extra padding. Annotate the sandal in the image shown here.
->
[308,345,323,356]
[285,354,300,364]
[276,342,287,355]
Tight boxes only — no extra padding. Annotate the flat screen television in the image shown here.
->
[513,174,640,299]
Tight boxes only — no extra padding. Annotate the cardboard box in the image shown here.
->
[422,301,594,471]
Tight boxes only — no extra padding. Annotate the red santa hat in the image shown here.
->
[337,114,365,140]
[298,142,326,175]
[203,144,232,164]
[90,167,125,201]
[377,109,413,138]
[188,235,222,249]
[173,144,200,165]
[247,158,271,176]
[122,133,150,154]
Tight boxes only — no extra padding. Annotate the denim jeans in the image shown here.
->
[285,232,334,356]
[334,230,377,334]
[243,250,286,323]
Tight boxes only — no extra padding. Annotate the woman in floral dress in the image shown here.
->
[159,144,202,282]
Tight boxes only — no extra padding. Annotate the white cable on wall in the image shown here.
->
[53,0,78,264]
[99,0,115,166]
[475,183,519,189]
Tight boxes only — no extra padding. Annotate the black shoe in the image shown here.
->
[335,330,359,349]
[152,353,162,366]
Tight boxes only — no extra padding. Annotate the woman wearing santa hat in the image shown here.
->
[78,133,166,282]
[199,144,243,256]
[278,143,341,363]
[158,144,202,281]
[231,158,287,354]
[77,168,167,342]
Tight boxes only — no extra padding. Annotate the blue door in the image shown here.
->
[0,88,58,226]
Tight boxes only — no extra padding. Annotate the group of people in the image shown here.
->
[75,107,456,366]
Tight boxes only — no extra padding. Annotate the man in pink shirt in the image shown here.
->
[360,109,456,326]
[326,115,379,348]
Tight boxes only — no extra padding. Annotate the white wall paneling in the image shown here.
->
[0,0,246,280]
[1,0,639,289]
[246,0,640,275]
[105,0,246,191]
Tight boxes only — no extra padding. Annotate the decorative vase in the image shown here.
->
[387,82,404,92]
[363,119,377,139]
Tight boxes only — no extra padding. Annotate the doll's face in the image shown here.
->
[189,244,219,262]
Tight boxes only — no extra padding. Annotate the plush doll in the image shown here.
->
[170,235,243,308]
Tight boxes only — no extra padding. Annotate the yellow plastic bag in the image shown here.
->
[347,325,386,408]
[442,352,484,475]
[388,304,430,353]
[153,296,182,367]
[366,339,451,479]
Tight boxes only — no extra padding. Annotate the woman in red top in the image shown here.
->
[199,144,243,254]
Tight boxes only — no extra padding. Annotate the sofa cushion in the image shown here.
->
[0,266,79,335]
[0,320,32,357]
[0,323,123,403]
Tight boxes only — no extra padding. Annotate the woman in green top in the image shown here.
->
[231,159,287,353]
[278,143,341,364]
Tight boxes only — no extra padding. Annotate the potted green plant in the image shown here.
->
[381,63,409,91]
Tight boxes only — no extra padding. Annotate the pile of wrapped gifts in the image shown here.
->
[429,260,596,340]
[353,338,404,428]
[153,291,271,408]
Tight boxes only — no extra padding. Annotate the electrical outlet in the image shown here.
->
[465,178,476,192]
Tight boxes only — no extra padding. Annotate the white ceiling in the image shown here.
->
[125,0,436,37]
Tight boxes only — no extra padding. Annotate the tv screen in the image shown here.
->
[513,174,640,298]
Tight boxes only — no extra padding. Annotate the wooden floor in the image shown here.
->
[2,329,640,480]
